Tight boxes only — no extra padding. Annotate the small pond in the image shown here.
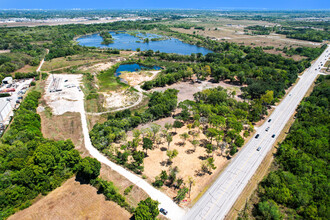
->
[115,64,162,77]
[77,31,213,55]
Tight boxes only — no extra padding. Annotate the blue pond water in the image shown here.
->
[77,32,212,55]
[115,64,162,77]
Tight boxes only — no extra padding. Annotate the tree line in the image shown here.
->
[239,75,330,220]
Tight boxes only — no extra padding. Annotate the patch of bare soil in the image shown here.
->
[124,123,233,208]
[121,70,160,86]
[80,57,126,73]
[8,177,132,220]
[151,79,242,102]
[102,89,139,110]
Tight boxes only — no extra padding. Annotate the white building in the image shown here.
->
[0,100,13,123]
[2,77,13,84]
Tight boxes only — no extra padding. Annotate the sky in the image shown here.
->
[0,0,329,10]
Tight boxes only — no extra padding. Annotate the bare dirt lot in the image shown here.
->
[151,78,242,103]
[120,70,160,86]
[124,122,235,207]
[8,177,132,220]
[102,89,140,110]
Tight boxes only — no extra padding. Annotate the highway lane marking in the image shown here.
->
[186,47,329,220]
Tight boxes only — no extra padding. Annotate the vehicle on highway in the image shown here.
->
[160,208,168,215]
[255,134,260,139]
[265,127,270,131]
[257,146,261,151]
[268,119,271,122]
[272,134,276,138]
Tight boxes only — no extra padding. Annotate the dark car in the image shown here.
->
[257,146,261,151]
[255,134,260,139]
[268,119,272,122]
[272,134,276,138]
[265,127,270,132]
[160,208,168,215]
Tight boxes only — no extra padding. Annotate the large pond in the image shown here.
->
[115,63,162,77]
[77,32,213,55]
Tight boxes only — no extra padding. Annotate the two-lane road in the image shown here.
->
[184,45,330,220]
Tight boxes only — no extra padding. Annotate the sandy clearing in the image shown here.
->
[102,89,139,109]
[151,79,242,103]
[44,74,84,115]
[120,70,161,86]
[44,75,185,219]
[124,123,232,207]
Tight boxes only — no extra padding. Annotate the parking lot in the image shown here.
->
[0,78,33,109]
[44,74,84,115]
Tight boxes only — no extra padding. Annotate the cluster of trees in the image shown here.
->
[90,89,178,173]
[245,25,275,35]
[0,89,136,218]
[183,87,252,156]
[282,44,327,60]
[141,45,314,103]
[100,31,114,45]
[276,27,329,42]
[246,75,330,219]
[0,91,85,219]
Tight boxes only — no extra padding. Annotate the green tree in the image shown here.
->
[77,157,101,182]
[166,133,173,150]
[134,197,160,220]
[190,139,199,152]
[175,187,189,203]
[143,137,153,155]
[166,149,179,163]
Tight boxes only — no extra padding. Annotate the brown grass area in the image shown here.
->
[39,109,88,157]
[123,122,248,208]
[167,17,319,60]
[8,177,132,220]
[100,164,149,207]
[41,53,115,72]
[225,75,320,220]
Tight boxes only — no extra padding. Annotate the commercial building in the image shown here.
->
[2,77,13,84]
[0,99,13,123]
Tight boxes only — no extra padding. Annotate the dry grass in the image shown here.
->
[42,53,115,72]
[122,120,252,208]
[8,177,132,220]
[165,17,320,61]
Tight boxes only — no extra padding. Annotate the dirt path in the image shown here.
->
[44,74,185,219]
[87,70,161,115]
[79,87,186,220]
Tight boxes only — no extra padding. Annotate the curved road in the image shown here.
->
[79,86,185,220]
[184,45,330,220]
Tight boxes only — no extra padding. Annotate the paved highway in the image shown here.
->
[184,45,330,220]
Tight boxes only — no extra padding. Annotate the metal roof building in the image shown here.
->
[0,100,13,123]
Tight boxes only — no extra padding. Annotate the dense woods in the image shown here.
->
[0,91,83,218]
[241,75,330,220]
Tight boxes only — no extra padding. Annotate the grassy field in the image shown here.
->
[42,52,114,71]
[97,63,129,92]
[158,17,320,61]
